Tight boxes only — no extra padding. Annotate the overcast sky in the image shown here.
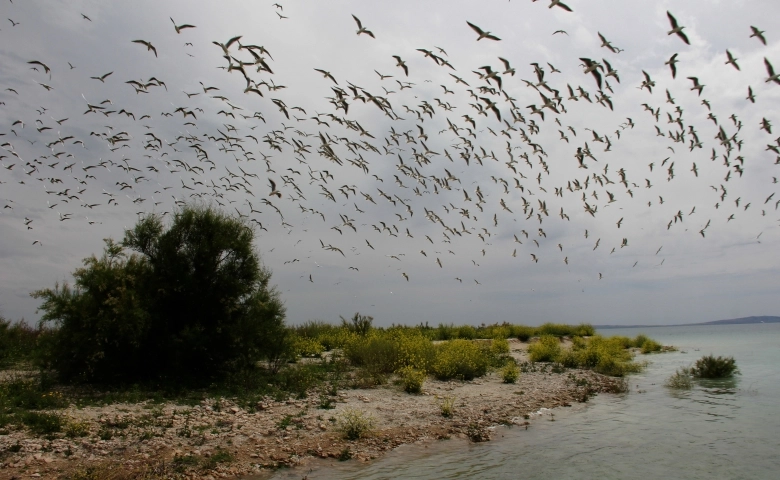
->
[1,0,779,328]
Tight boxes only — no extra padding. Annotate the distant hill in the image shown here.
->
[596,316,780,329]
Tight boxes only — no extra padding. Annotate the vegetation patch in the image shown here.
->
[691,355,739,378]
[336,407,375,440]
[665,368,694,389]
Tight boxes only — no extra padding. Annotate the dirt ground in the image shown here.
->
[0,339,628,479]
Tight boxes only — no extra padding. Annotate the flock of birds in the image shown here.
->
[1,1,778,308]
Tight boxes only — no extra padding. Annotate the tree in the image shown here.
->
[33,205,287,383]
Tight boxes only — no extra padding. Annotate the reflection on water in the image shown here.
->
[261,324,780,480]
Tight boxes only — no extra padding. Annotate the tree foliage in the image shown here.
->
[32,205,286,384]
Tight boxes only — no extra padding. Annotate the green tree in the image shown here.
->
[32,205,287,383]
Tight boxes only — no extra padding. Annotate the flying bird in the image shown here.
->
[131,39,157,57]
[352,14,375,38]
[466,21,501,41]
[170,18,196,34]
[666,11,690,45]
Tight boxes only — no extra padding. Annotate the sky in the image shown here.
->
[1,0,779,328]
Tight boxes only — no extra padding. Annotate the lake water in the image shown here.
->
[264,323,780,480]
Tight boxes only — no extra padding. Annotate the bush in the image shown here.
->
[31,204,287,384]
[439,395,455,417]
[527,335,562,362]
[21,411,63,435]
[512,325,536,342]
[691,355,739,378]
[340,312,373,336]
[640,339,662,354]
[431,339,489,380]
[336,407,375,440]
[456,325,477,340]
[665,368,694,389]
[0,317,41,367]
[501,362,520,383]
[397,366,426,393]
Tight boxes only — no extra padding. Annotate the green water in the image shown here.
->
[264,323,780,479]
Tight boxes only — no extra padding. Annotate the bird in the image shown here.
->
[764,58,780,84]
[268,179,282,198]
[351,14,375,38]
[170,18,196,34]
[548,0,573,12]
[750,26,767,45]
[131,39,157,57]
[392,56,409,76]
[466,21,501,41]
[90,71,113,82]
[314,69,338,84]
[687,77,705,96]
[666,11,690,45]
[665,53,679,78]
[725,50,740,71]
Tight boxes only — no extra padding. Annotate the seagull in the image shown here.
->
[548,0,573,12]
[466,21,501,41]
[90,71,113,82]
[666,11,690,45]
[170,17,196,34]
[725,50,740,71]
[268,179,282,198]
[392,56,409,76]
[764,58,780,84]
[131,39,157,57]
[750,26,767,45]
[314,69,338,84]
[665,53,679,78]
[351,14,375,38]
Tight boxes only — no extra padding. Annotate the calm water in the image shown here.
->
[264,323,780,480]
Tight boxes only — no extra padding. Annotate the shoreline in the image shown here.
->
[0,339,629,479]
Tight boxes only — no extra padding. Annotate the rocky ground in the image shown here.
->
[0,339,628,479]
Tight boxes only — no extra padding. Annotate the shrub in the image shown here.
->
[512,325,536,342]
[291,334,325,358]
[632,334,650,348]
[340,312,373,336]
[431,339,489,380]
[439,395,455,417]
[527,335,562,362]
[456,325,477,340]
[21,411,63,435]
[344,331,399,375]
[32,205,287,384]
[665,368,694,389]
[396,366,426,393]
[691,355,739,378]
[336,407,375,440]
[0,317,41,367]
[640,339,662,354]
[501,362,520,383]
[65,420,91,438]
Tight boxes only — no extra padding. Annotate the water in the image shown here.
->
[264,323,780,480]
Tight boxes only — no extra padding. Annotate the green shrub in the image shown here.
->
[501,362,520,383]
[528,335,562,362]
[691,355,739,378]
[396,366,426,393]
[512,325,536,342]
[340,312,373,336]
[632,334,650,348]
[439,395,455,417]
[0,317,41,367]
[21,411,63,435]
[65,420,91,438]
[291,334,325,358]
[456,325,477,340]
[344,331,399,375]
[336,407,375,440]
[665,368,694,389]
[431,339,489,380]
[0,377,68,410]
[490,338,510,356]
[640,339,662,354]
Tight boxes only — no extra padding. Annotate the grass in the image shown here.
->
[501,361,520,383]
[438,395,455,417]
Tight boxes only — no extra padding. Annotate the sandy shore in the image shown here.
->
[0,339,628,479]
